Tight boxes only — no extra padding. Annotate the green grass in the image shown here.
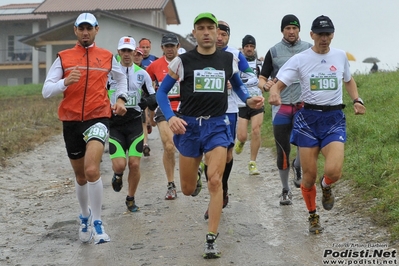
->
[261,71,399,240]
[0,84,61,166]
[2,73,399,240]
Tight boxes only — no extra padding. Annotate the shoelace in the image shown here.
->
[94,222,103,234]
[323,187,332,198]
[196,115,210,126]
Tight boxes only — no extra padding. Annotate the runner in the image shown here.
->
[42,13,128,244]
[258,14,312,205]
[268,15,366,233]
[139,38,158,68]
[108,36,156,212]
[235,34,265,176]
[133,47,152,157]
[203,20,259,220]
[156,12,264,258]
[145,33,181,200]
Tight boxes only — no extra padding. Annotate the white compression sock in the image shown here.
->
[87,177,104,222]
[75,180,90,217]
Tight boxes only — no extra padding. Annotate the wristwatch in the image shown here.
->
[353,97,364,105]
[117,95,128,103]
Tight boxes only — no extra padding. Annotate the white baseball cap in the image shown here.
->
[75,13,98,27]
[118,36,136,50]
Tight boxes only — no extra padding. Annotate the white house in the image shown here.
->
[0,0,195,86]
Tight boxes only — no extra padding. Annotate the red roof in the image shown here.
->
[34,0,174,13]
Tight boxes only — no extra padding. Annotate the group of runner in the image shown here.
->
[42,11,365,259]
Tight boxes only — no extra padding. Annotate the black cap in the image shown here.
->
[242,35,256,48]
[311,15,335,33]
[161,33,179,45]
[281,14,300,32]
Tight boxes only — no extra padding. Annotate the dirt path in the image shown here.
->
[0,127,397,266]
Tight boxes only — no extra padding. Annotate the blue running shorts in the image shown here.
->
[290,108,346,149]
[226,113,237,149]
[173,115,232,157]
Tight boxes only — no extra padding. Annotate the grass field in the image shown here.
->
[261,71,399,241]
[1,72,399,240]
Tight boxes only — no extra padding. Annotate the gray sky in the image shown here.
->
[4,0,395,74]
[167,0,395,74]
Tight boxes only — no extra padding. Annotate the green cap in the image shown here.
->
[193,12,218,26]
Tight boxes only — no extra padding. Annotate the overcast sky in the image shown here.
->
[5,0,395,74]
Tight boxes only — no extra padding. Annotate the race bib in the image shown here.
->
[310,76,338,91]
[159,81,180,97]
[193,69,225,93]
[125,91,139,107]
[83,122,108,143]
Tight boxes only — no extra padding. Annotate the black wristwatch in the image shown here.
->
[118,95,127,103]
[353,97,364,105]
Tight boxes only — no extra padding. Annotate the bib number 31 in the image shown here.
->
[83,122,108,143]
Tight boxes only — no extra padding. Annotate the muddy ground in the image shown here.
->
[0,127,397,266]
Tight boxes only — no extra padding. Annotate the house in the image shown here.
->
[0,0,195,86]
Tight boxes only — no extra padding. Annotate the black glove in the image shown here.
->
[138,97,148,110]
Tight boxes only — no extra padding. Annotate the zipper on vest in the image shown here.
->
[82,47,89,121]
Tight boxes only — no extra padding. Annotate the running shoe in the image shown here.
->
[203,233,221,259]
[308,213,323,234]
[204,208,209,220]
[191,165,203,197]
[279,188,293,205]
[92,220,110,244]
[292,159,302,188]
[78,208,92,243]
[165,183,177,200]
[320,177,335,210]
[125,197,140,212]
[248,161,260,175]
[147,124,152,134]
[234,141,245,155]
[112,174,123,192]
[199,161,205,178]
[143,144,151,157]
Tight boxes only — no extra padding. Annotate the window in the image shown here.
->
[8,35,32,61]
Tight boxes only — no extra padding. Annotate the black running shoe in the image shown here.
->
[125,197,140,212]
[112,174,123,192]
[143,144,150,157]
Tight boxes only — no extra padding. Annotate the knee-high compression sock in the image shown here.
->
[279,168,290,191]
[222,160,233,193]
[301,184,317,213]
[87,177,104,222]
[75,180,90,217]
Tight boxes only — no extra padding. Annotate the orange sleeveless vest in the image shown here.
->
[58,43,113,121]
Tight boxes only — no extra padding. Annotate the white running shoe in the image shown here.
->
[93,220,110,244]
[78,208,93,243]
